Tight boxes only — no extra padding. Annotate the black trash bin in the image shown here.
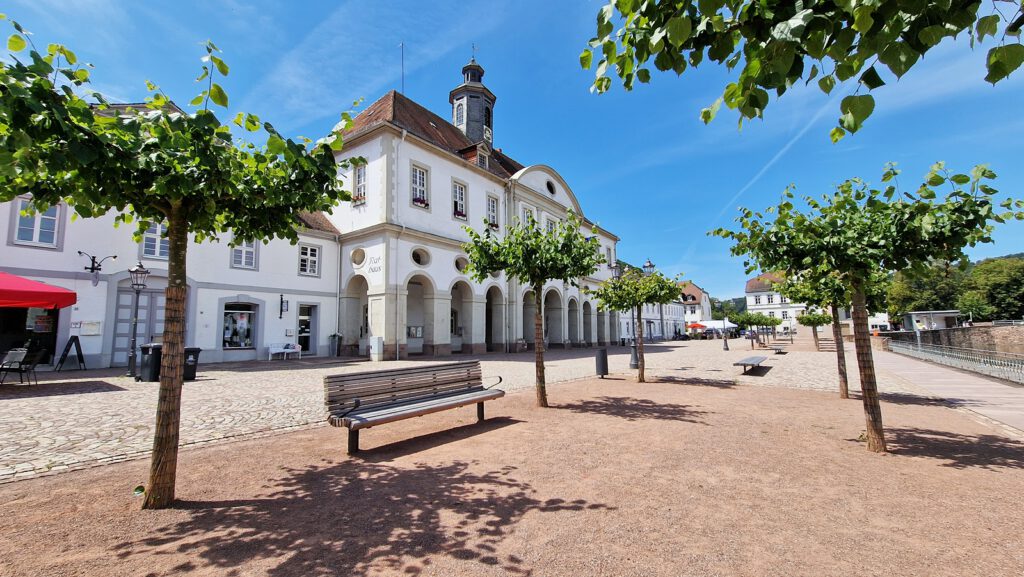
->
[138,343,162,382]
[595,348,608,378]
[184,347,202,381]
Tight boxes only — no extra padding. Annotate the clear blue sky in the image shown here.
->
[9,0,1023,299]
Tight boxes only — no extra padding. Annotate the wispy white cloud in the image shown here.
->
[238,3,507,134]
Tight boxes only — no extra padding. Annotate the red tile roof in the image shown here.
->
[745,272,784,293]
[297,210,340,235]
[344,90,524,180]
[678,281,706,303]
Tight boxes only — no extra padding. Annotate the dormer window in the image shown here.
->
[478,153,488,169]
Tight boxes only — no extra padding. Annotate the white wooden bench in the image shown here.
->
[268,342,302,360]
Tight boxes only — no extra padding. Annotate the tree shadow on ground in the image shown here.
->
[884,427,1024,470]
[0,380,125,398]
[863,392,964,408]
[114,457,612,576]
[652,375,736,389]
[556,396,708,423]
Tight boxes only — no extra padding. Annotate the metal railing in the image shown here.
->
[887,340,1024,384]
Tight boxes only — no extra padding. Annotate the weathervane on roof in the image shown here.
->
[472,43,477,62]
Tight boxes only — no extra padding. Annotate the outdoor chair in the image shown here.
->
[0,348,46,386]
[0,348,29,385]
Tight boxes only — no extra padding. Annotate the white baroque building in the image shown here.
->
[330,58,620,359]
[745,272,807,334]
[0,60,620,368]
[680,281,713,328]
[0,199,341,367]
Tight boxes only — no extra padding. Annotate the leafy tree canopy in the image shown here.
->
[961,256,1024,320]
[583,0,1024,141]
[589,267,682,313]
[797,311,833,327]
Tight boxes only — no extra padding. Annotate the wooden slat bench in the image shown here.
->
[324,360,504,454]
[734,356,768,374]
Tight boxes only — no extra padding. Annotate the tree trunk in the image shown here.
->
[533,285,548,408]
[811,323,820,351]
[636,305,645,383]
[143,204,188,509]
[831,303,849,400]
[852,279,886,453]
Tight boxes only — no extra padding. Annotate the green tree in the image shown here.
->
[776,272,886,399]
[590,268,682,382]
[797,311,834,352]
[886,262,967,319]
[956,290,996,321]
[962,257,1024,320]
[713,162,1023,453]
[463,212,602,406]
[1,26,355,508]
[583,1,1024,140]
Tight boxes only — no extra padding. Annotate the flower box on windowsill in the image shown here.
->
[351,195,366,206]
[487,221,499,230]
[412,197,430,208]
[453,210,467,220]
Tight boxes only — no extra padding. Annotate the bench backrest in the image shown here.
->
[324,361,483,415]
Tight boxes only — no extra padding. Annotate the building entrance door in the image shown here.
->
[112,289,166,367]
[298,304,317,356]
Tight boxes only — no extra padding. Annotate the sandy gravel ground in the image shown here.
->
[2,376,1023,577]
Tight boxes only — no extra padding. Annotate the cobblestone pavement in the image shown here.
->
[0,337,951,483]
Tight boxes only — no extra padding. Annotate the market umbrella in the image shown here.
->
[687,322,706,329]
[0,272,77,309]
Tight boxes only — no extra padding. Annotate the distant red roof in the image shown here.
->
[745,272,784,293]
[678,281,706,303]
[297,211,340,235]
[344,90,524,180]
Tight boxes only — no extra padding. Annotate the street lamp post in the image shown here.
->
[723,315,730,351]
[611,265,640,369]
[126,261,151,378]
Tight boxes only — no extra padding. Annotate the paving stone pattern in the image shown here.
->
[0,337,963,483]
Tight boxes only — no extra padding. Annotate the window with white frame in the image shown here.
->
[782,310,789,319]
[298,244,320,276]
[223,303,256,349]
[754,296,762,305]
[231,239,257,269]
[769,311,776,318]
[546,218,557,233]
[605,247,612,265]
[780,296,788,303]
[486,196,498,228]
[353,165,366,204]
[13,198,60,248]
[455,103,464,126]
[521,206,534,225]
[690,306,696,314]
[452,181,466,219]
[411,165,429,208]
[143,223,170,259]
[767,294,774,304]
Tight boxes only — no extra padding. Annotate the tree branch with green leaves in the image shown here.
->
[583,0,1024,141]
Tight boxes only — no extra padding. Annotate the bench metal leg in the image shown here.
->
[347,429,360,454]
[477,402,485,422]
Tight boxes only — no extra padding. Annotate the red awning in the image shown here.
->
[0,272,77,309]
[687,322,706,329]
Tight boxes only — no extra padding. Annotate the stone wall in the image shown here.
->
[881,325,1024,354]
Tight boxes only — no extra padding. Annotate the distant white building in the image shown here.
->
[680,281,713,329]
[745,272,807,334]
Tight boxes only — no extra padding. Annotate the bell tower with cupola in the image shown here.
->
[449,57,496,146]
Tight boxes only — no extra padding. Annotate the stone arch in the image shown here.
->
[341,274,370,356]
[405,273,435,355]
[583,301,594,347]
[567,297,580,347]
[485,285,505,352]
[450,279,474,354]
[543,287,564,348]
